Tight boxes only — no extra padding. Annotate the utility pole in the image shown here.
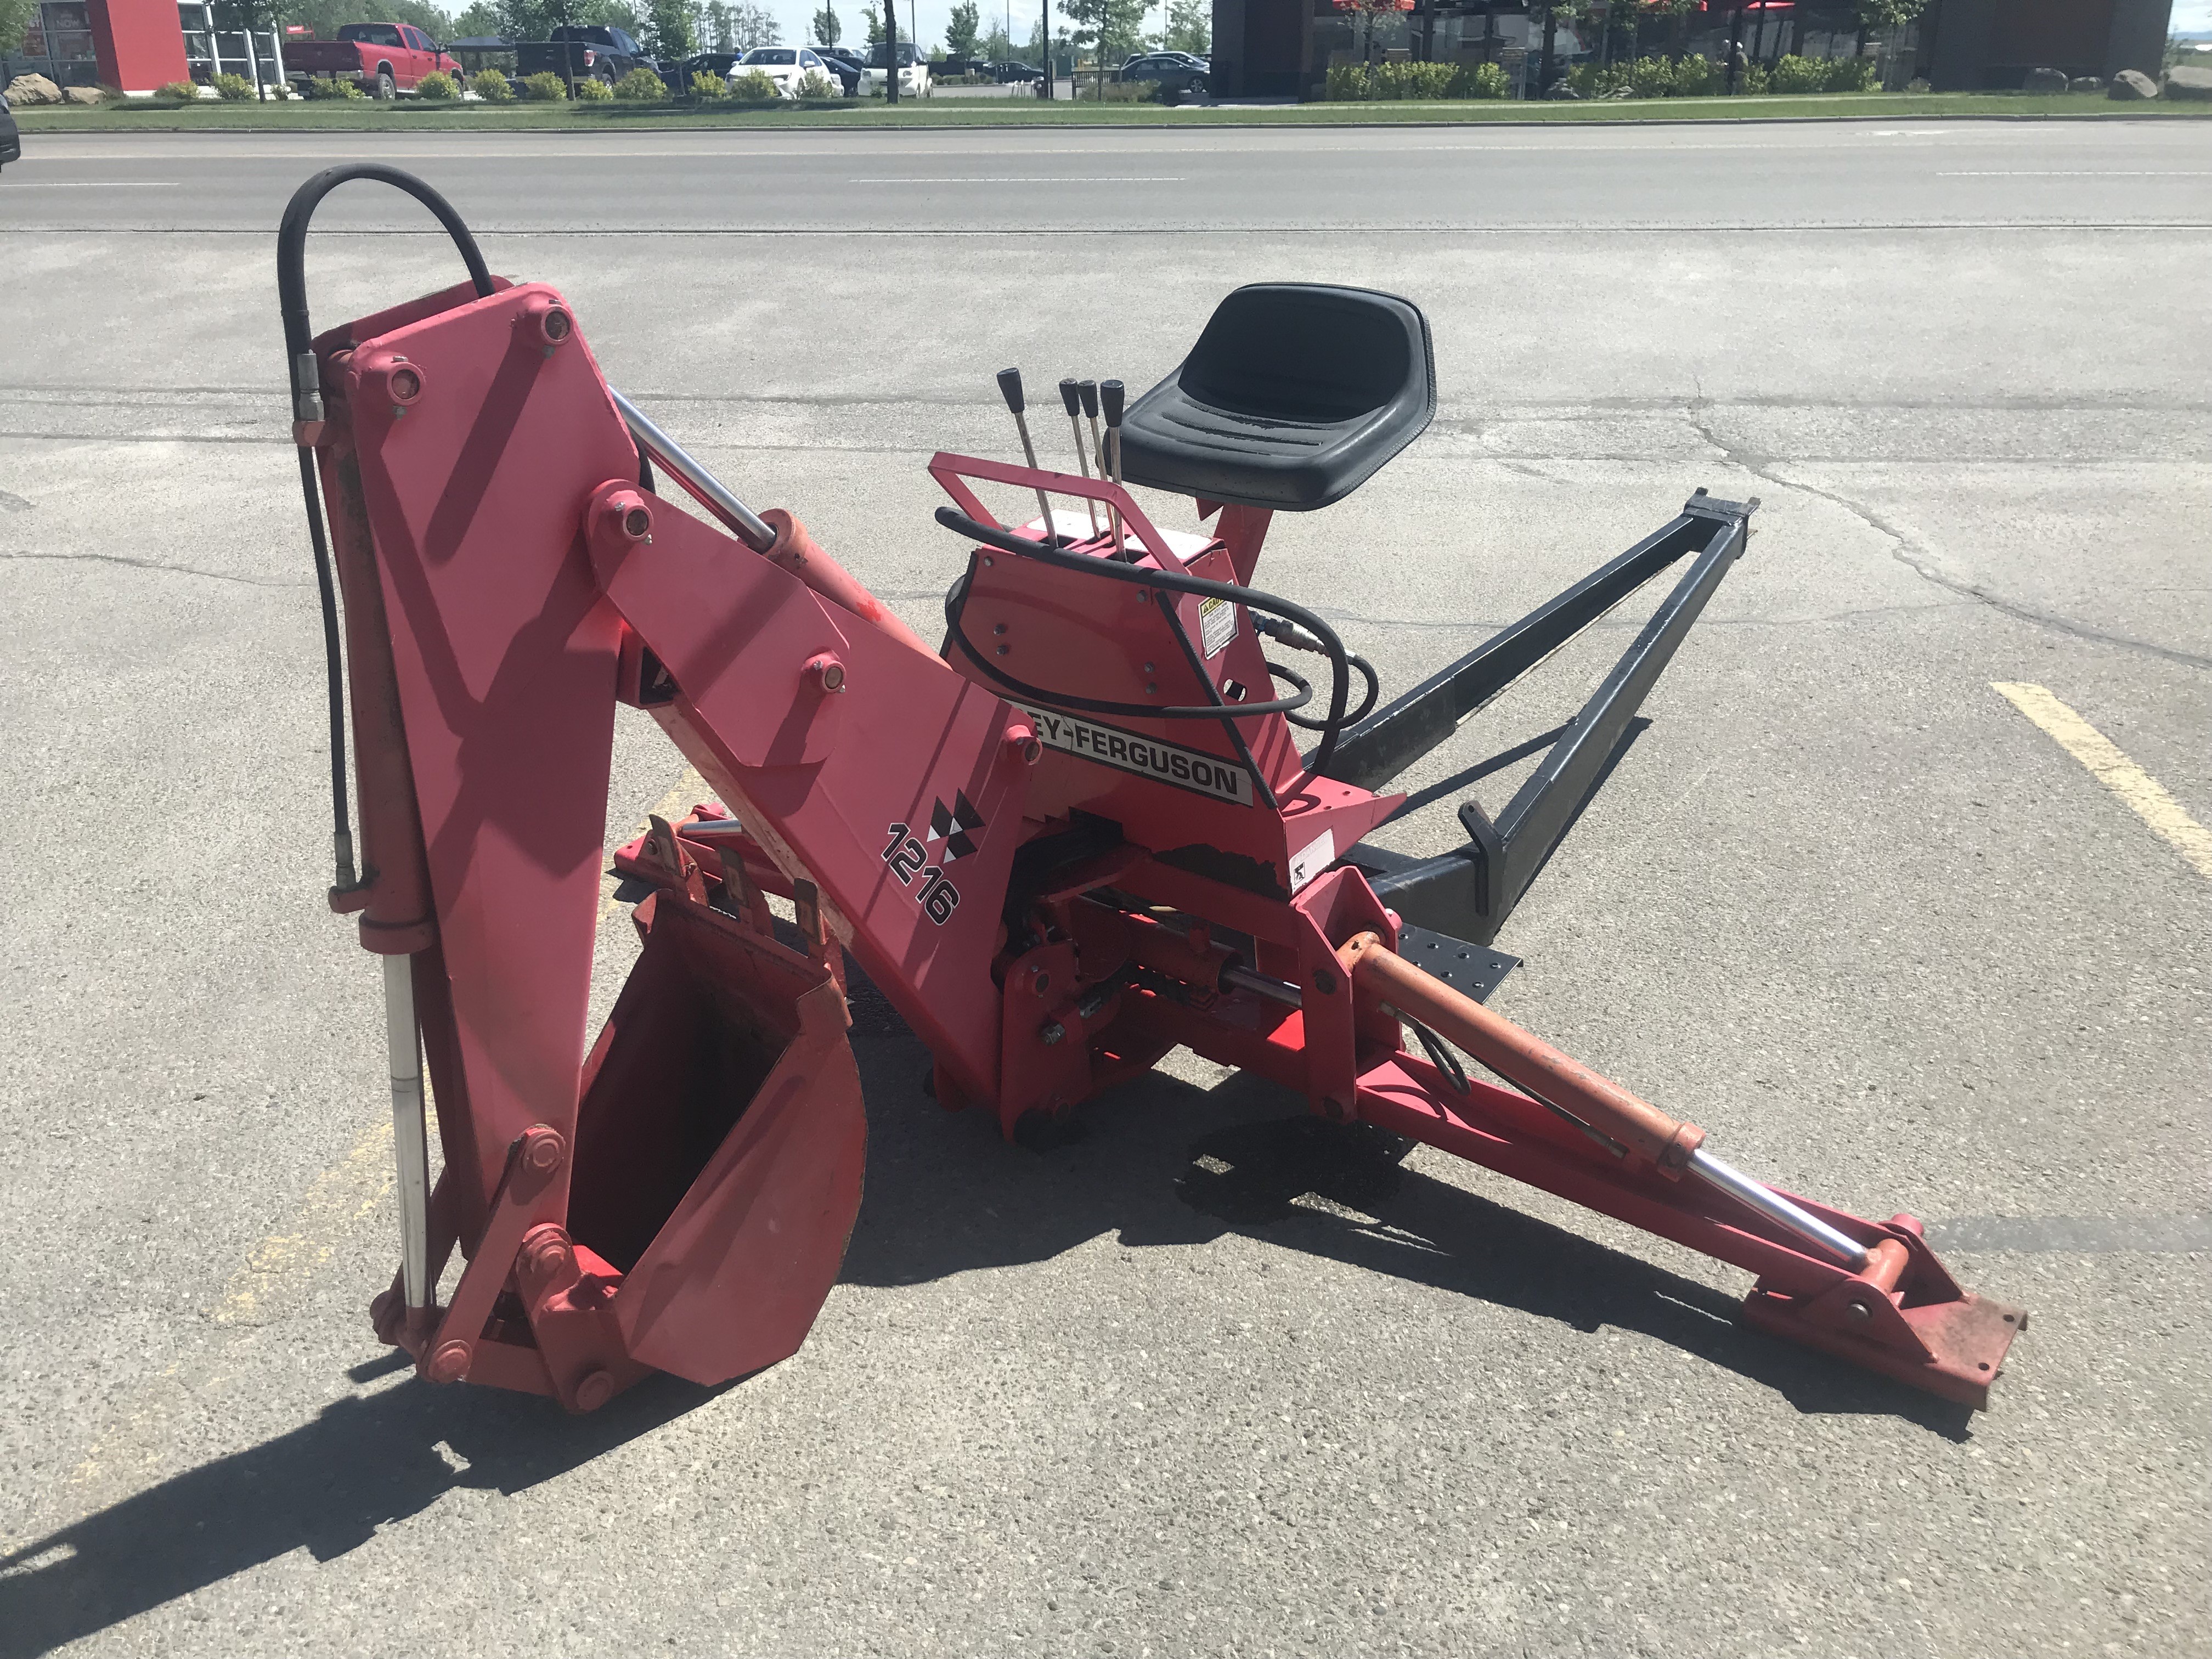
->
[885,0,898,102]
[1040,0,1052,96]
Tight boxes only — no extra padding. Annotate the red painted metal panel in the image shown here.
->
[89,0,188,93]
[339,283,634,1209]
[589,486,1035,1105]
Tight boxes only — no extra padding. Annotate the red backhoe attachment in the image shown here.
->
[280,168,2023,1416]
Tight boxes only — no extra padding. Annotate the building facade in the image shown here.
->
[1209,0,2175,100]
[5,0,285,94]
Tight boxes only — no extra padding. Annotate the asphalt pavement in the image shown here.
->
[1,121,2207,1658]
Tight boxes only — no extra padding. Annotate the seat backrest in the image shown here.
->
[1180,284,1433,427]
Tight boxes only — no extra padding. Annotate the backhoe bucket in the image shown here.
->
[568,893,866,1387]
[381,891,867,1410]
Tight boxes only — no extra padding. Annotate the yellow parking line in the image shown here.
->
[1992,682,2212,881]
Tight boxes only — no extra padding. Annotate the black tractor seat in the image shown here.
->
[1116,283,1436,513]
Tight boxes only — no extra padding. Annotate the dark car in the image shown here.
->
[806,46,864,95]
[680,49,743,86]
[987,59,1042,82]
[515,24,650,84]
[1118,52,1209,95]
[0,89,19,173]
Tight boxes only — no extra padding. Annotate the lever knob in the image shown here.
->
[995,367,1024,414]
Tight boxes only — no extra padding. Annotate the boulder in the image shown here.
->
[2166,65,2212,100]
[2069,76,2102,93]
[5,72,64,105]
[2107,67,2158,99]
[2022,65,2068,94]
[62,84,105,104]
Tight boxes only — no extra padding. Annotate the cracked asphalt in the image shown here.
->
[1,122,2207,1658]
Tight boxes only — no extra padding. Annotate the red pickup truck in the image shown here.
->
[285,23,460,99]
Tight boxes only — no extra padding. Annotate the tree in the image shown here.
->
[450,1,504,35]
[945,0,979,58]
[1855,0,1927,24]
[1,0,38,67]
[981,20,1012,58]
[641,0,692,56]
[861,2,884,42]
[1058,0,1146,92]
[727,0,778,44]
[810,2,840,43]
[1330,0,1411,69]
[1163,0,1207,55]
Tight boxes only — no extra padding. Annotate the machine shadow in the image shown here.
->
[838,970,1974,1444]
[4,918,1960,1657]
[0,1372,736,1659]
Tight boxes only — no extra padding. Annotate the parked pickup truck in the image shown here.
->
[515,25,652,86]
[285,23,460,99]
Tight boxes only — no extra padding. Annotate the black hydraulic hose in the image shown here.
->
[936,505,1354,781]
[1282,654,1378,732]
[275,165,494,893]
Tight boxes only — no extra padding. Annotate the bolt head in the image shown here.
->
[804,653,847,693]
[388,365,422,404]
[427,1339,472,1384]
[527,1233,573,1280]
[541,307,573,344]
[1845,1300,1871,1323]
[1039,1020,1066,1046]
[524,1131,565,1173]
[574,1369,616,1411]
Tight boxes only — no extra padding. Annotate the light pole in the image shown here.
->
[885,0,898,102]
[1040,0,1052,95]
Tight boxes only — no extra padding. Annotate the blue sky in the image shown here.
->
[2176,0,2211,29]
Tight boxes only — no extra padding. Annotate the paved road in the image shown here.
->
[7,118,2210,229]
[1,122,2208,1658]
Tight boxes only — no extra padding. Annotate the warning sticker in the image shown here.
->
[1199,595,1238,659]
[1287,828,1335,893]
[1017,704,1254,806]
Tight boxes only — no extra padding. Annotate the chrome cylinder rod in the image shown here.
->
[383,953,435,1311]
[1688,1148,1869,1271]
[611,387,777,553]
[1220,963,1304,1007]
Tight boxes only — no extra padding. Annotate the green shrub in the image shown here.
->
[689,68,727,98]
[415,69,458,99]
[574,72,614,98]
[1371,59,1455,99]
[211,71,255,99]
[1768,54,1821,93]
[1622,55,1675,97]
[728,67,780,99]
[520,70,569,100]
[1324,61,1374,99]
[157,78,200,100]
[1454,60,1511,98]
[1825,55,1877,91]
[1739,62,1770,94]
[1566,60,1626,97]
[473,66,512,100]
[794,67,836,98]
[613,66,665,99]
[1671,53,1719,95]
[303,73,366,98]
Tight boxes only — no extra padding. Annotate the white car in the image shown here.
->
[736,46,843,97]
[859,41,930,97]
